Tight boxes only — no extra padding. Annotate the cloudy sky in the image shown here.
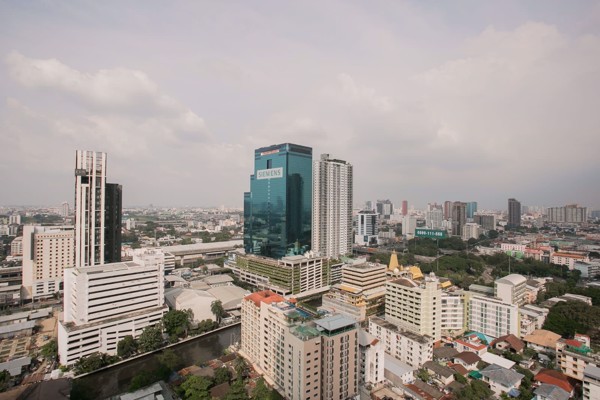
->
[1,1,600,210]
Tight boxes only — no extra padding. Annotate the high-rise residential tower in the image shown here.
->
[451,201,467,236]
[243,143,312,259]
[466,202,478,219]
[376,199,394,219]
[74,150,122,267]
[312,154,353,259]
[508,198,521,228]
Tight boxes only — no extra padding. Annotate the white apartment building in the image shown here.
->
[462,223,483,241]
[441,291,466,335]
[58,249,167,365]
[467,294,519,339]
[240,291,358,400]
[402,216,417,238]
[358,329,385,386]
[495,274,527,306]
[355,210,378,246]
[368,316,433,368]
[552,252,590,270]
[342,261,386,291]
[74,150,107,268]
[583,364,600,400]
[500,243,527,253]
[519,305,548,338]
[21,225,74,300]
[385,273,442,341]
[312,154,353,259]
[575,261,600,279]
[10,237,23,256]
[426,208,443,230]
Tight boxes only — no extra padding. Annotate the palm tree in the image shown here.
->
[211,300,225,325]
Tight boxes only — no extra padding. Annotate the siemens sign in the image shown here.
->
[256,167,283,180]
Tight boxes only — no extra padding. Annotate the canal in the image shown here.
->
[74,324,241,399]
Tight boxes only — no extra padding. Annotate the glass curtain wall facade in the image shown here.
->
[244,143,312,259]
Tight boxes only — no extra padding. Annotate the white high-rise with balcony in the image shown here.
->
[312,154,353,258]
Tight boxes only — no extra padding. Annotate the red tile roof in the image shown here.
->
[534,369,573,393]
[491,334,525,352]
[244,290,286,307]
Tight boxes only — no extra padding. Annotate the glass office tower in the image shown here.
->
[244,143,312,259]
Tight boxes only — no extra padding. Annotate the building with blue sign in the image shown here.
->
[243,143,313,259]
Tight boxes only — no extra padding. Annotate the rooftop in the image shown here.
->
[534,369,573,393]
[315,314,356,333]
[244,290,285,307]
[533,384,570,400]
[480,364,524,388]
[523,329,562,348]
[495,273,527,286]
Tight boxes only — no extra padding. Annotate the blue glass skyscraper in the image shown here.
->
[244,143,312,259]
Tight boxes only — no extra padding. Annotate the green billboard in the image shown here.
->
[415,229,447,239]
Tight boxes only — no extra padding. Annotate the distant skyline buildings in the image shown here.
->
[243,143,312,259]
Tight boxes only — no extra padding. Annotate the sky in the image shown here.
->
[1,1,600,210]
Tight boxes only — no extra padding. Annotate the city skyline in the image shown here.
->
[2,2,600,209]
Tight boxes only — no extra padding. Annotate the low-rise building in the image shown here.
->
[519,305,549,338]
[368,316,433,368]
[524,330,562,354]
[423,360,455,387]
[58,249,167,365]
[480,364,524,397]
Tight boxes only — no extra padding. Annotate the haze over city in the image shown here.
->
[1,1,600,209]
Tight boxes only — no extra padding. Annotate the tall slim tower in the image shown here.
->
[508,198,521,228]
[74,150,122,267]
[312,154,353,258]
[243,143,312,259]
[451,201,467,236]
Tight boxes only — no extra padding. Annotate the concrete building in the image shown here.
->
[74,150,121,268]
[462,223,482,241]
[474,214,496,231]
[355,210,378,246]
[10,237,23,256]
[58,249,167,365]
[320,261,386,321]
[377,200,394,220]
[451,202,466,236]
[402,215,417,238]
[508,198,521,229]
[358,329,385,386]
[368,316,434,368]
[480,364,524,397]
[160,240,242,267]
[466,202,478,219]
[552,252,590,270]
[583,364,600,400]
[385,273,442,341]
[547,205,587,224]
[312,154,353,259]
[61,202,70,218]
[441,291,466,335]
[556,337,599,381]
[226,252,329,296]
[240,291,358,400]
[575,261,600,279]
[519,305,549,338]
[426,208,443,230]
[495,274,527,306]
[21,225,74,300]
[467,294,519,338]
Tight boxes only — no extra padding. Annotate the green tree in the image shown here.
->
[0,370,9,392]
[40,339,58,359]
[211,300,226,325]
[180,375,212,400]
[251,377,270,400]
[73,352,119,375]
[456,379,493,400]
[162,309,193,338]
[157,349,183,371]
[416,368,431,382]
[225,378,249,400]
[117,335,137,359]
[138,325,163,353]
[233,356,249,380]
[214,366,233,385]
